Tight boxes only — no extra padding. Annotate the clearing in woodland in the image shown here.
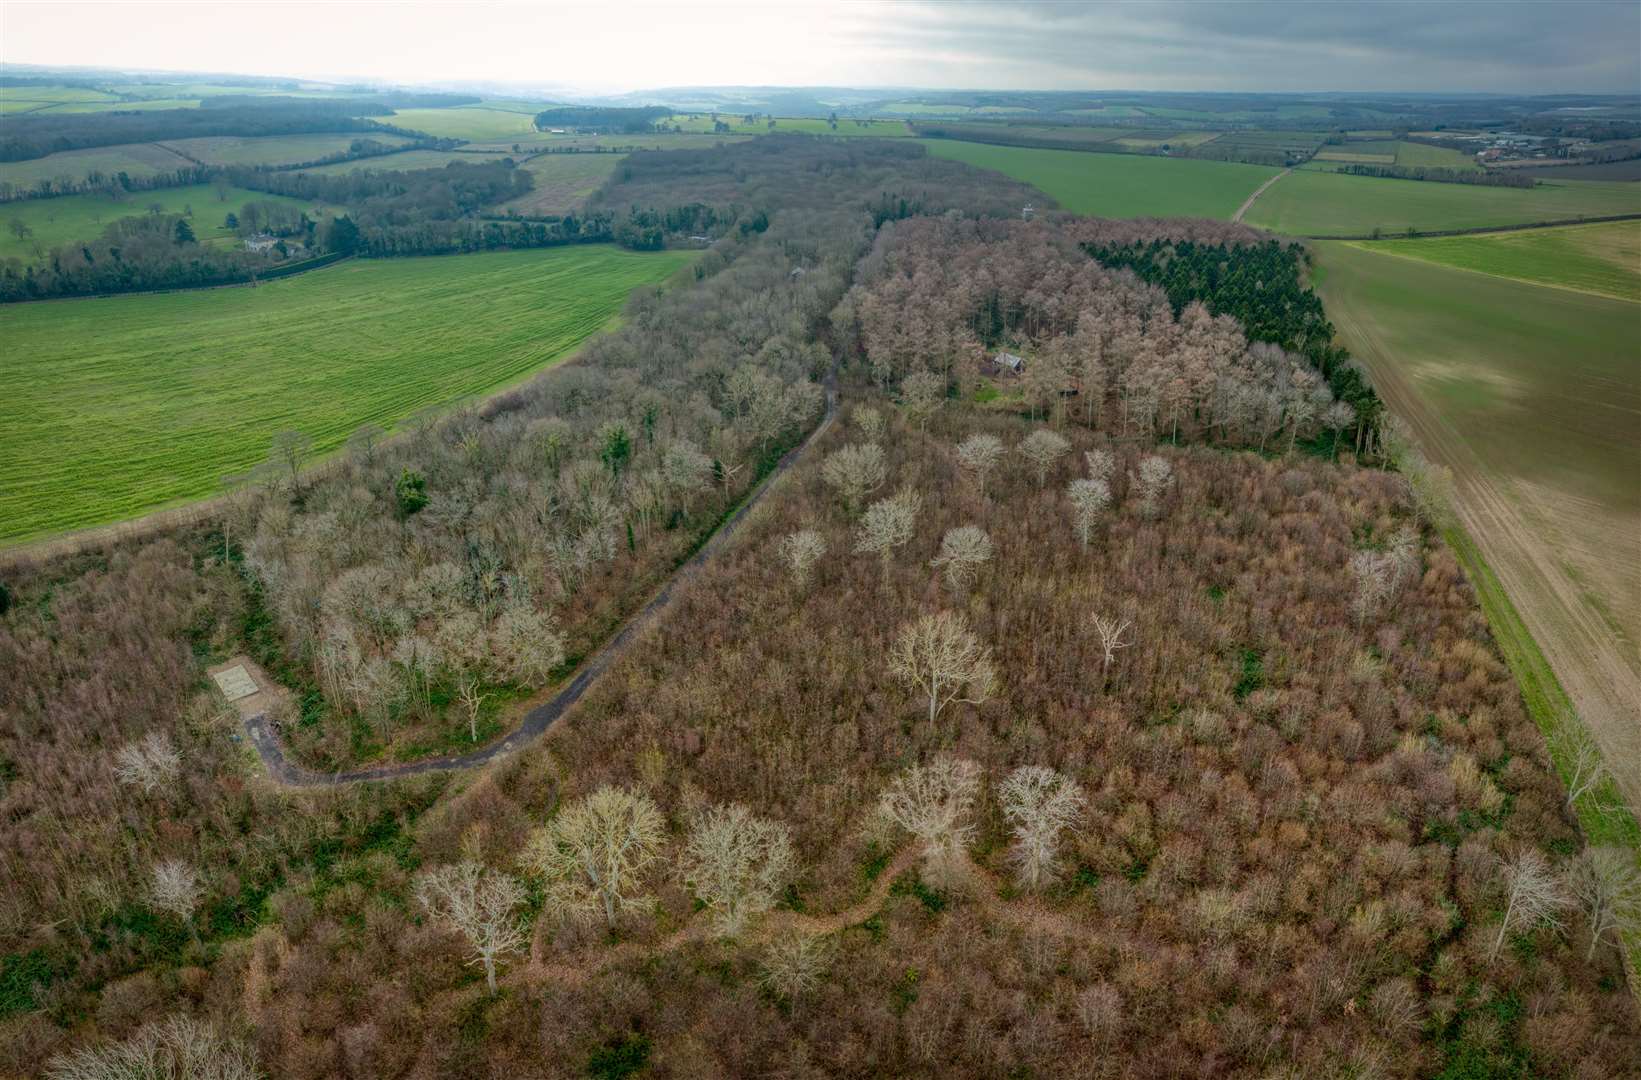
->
[500,153,627,215]
[1312,239,1641,809]
[923,139,1281,219]
[0,245,695,544]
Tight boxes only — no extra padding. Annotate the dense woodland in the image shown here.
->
[533,106,673,134]
[1,136,1636,1078]
[1080,234,1383,450]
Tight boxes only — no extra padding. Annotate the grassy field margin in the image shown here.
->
[1438,518,1641,999]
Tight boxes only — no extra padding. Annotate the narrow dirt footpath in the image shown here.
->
[244,383,838,787]
[1233,168,1290,223]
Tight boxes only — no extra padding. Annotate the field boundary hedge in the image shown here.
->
[1300,211,1641,241]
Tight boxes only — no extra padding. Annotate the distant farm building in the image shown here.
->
[244,233,279,253]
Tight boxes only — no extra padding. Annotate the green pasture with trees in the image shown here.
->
[0,183,318,263]
[0,245,695,542]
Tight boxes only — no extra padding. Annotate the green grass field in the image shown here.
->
[1392,141,1479,170]
[1245,168,1641,236]
[0,246,696,542]
[161,132,415,166]
[925,139,1281,219]
[664,114,912,137]
[0,143,196,192]
[1311,241,1640,508]
[502,154,626,215]
[1350,220,1641,302]
[389,106,540,140]
[0,184,320,263]
[0,84,118,106]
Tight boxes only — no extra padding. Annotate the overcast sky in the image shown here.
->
[4,1,1637,95]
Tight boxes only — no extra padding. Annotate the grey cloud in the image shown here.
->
[837,1,1640,93]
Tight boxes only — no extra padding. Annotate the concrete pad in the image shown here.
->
[212,664,259,701]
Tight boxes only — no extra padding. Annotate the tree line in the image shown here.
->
[0,102,415,162]
[531,105,672,133]
[1336,163,1537,188]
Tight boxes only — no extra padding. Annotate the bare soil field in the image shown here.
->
[1314,240,1641,807]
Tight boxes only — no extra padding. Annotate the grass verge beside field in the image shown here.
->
[0,245,696,543]
[1440,522,1641,994]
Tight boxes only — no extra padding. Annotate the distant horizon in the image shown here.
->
[4,61,1637,104]
[5,1,1637,96]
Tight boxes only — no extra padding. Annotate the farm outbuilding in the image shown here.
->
[992,350,1025,374]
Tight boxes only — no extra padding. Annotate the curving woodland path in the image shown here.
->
[245,382,838,787]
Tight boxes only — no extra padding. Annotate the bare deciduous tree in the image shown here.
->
[758,931,833,999]
[1322,400,1357,454]
[1490,849,1569,962]
[930,525,992,593]
[524,786,666,928]
[113,731,182,795]
[821,443,887,515]
[1066,477,1112,548]
[1018,429,1071,488]
[999,765,1087,891]
[150,860,202,935]
[45,1014,260,1080]
[854,487,922,568]
[455,673,489,743]
[1132,455,1173,517]
[901,370,946,432]
[662,440,715,512]
[1349,550,1391,628]
[853,406,885,443]
[888,612,997,723]
[1349,530,1420,627]
[1564,846,1641,961]
[879,757,982,886]
[267,429,313,495]
[777,529,828,590]
[1091,613,1133,677]
[955,433,1006,496]
[1552,727,1611,811]
[1084,448,1116,484]
[1076,982,1123,1049]
[415,861,529,994]
[679,803,795,937]
[493,605,567,688]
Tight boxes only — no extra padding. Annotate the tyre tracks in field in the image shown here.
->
[1232,168,1290,223]
[244,380,838,788]
[1320,266,1641,810]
